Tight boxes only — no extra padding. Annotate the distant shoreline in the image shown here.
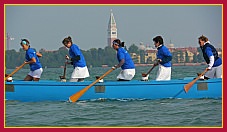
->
[134,62,206,67]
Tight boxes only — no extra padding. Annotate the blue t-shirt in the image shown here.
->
[117,47,135,70]
[157,45,172,67]
[69,44,87,68]
[25,48,42,71]
[204,46,222,67]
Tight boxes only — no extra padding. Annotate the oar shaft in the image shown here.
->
[146,65,155,75]
[5,63,26,81]
[142,65,156,77]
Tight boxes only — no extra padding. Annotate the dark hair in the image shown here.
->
[153,36,164,45]
[113,39,125,47]
[62,36,73,45]
[198,35,208,42]
[20,39,30,45]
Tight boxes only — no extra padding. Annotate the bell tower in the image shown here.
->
[107,10,117,47]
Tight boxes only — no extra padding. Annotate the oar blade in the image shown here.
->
[68,68,114,103]
[141,73,147,77]
[69,86,90,103]
[184,69,208,93]
[184,82,193,93]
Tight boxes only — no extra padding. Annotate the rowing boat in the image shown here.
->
[5,78,222,102]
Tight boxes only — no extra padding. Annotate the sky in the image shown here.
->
[5,5,222,51]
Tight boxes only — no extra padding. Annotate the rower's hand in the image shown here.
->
[24,61,29,64]
[157,59,162,63]
[154,59,161,66]
[112,65,118,70]
[65,55,70,60]
[206,67,211,71]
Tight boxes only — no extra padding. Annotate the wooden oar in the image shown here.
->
[69,68,114,103]
[5,62,26,81]
[142,64,156,77]
[184,69,208,93]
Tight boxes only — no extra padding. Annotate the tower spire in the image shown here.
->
[107,9,117,47]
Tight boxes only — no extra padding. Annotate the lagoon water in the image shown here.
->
[5,65,222,127]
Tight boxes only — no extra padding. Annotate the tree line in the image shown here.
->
[5,44,205,69]
[5,46,118,69]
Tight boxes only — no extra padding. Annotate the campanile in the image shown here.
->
[107,10,117,47]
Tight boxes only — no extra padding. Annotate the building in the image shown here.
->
[130,53,141,64]
[6,33,14,50]
[145,49,157,63]
[143,45,198,63]
[107,10,117,47]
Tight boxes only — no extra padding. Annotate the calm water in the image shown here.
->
[5,65,222,127]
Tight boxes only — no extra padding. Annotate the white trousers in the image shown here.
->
[205,64,222,78]
[71,66,90,79]
[156,65,171,81]
[28,68,43,78]
[117,69,135,80]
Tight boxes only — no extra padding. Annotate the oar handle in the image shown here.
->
[5,62,26,81]
[69,68,114,103]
